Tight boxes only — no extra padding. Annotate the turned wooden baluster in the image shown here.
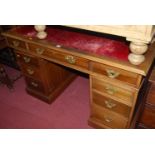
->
[128,41,148,65]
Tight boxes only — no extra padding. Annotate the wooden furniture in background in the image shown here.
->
[0,26,7,49]
[2,26,155,128]
[0,26,13,89]
[0,63,13,89]
[66,25,155,65]
[0,26,19,69]
[137,67,155,128]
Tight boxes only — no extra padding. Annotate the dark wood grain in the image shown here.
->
[137,67,155,128]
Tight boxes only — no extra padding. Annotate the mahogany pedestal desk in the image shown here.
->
[2,26,155,129]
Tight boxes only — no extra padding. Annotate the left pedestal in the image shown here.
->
[16,51,76,103]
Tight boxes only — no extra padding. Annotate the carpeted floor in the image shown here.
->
[0,66,92,129]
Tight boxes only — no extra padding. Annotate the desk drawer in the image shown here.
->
[25,76,45,94]
[92,91,131,118]
[15,52,39,67]
[29,43,50,56]
[92,77,135,105]
[90,104,128,128]
[90,62,142,87]
[29,43,89,69]
[52,52,89,69]
[21,64,42,80]
[7,38,26,50]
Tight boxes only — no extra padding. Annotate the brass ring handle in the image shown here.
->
[104,117,112,123]
[106,69,120,79]
[31,82,38,87]
[23,56,31,63]
[13,40,20,47]
[16,54,21,58]
[105,86,117,95]
[27,68,34,75]
[0,67,4,72]
[105,100,116,109]
[65,55,76,64]
[36,48,45,55]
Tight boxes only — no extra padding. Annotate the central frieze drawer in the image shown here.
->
[92,91,131,118]
[92,77,135,105]
[28,43,89,69]
[52,52,89,69]
[90,104,128,128]
[90,62,142,87]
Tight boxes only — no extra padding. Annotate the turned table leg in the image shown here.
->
[128,42,148,65]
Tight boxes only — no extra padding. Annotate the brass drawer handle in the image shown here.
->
[105,86,117,95]
[106,69,120,79]
[31,81,38,87]
[12,40,20,47]
[65,55,76,64]
[27,68,34,75]
[36,48,45,55]
[0,66,4,72]
[16,54,21,58]
[105,100,116,109]
[104,117,112,123]
[23,56,31,63]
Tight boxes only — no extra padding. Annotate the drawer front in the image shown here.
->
[29,43,89,69]
[25,76,45,94]
[15,52,39,67]
[90,62,142,87]
[7,38,26,50]
[29,43,50,56]
[51,52,89,69]
[20,64,42,80]
[146,84,155,105]
[90,104,128,128]
[92,91,131,118]
[92,78,134,105]
[140,105,155,128]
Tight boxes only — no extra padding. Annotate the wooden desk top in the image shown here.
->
[2,26,155,76]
